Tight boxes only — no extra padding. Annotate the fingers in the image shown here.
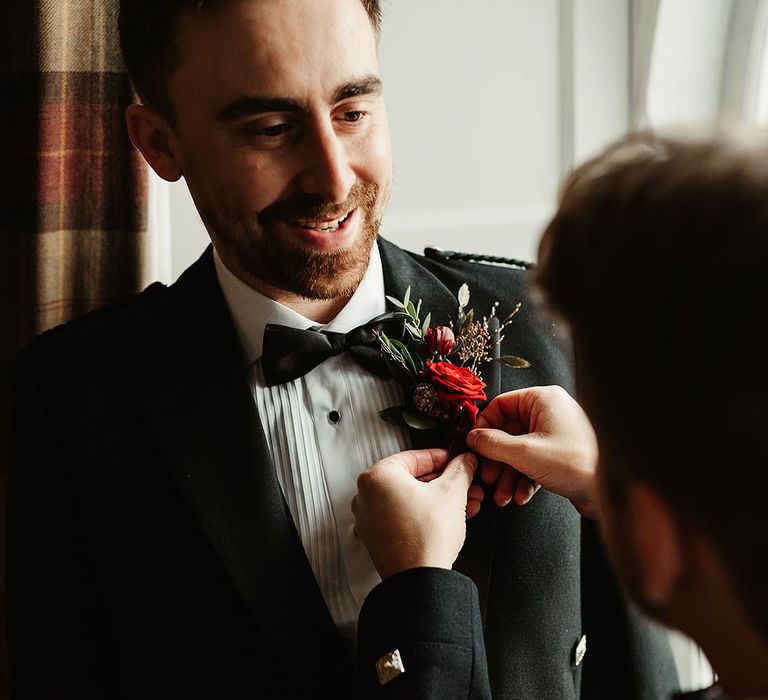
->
[440,452,478,490]
[514,477,541,505]
[474,389,535,430]
[474,392,522,429]
[466,498,482,519]
[468,484,485,503]
[467,428,532,468]
[377,448,451,479]
[480,458,503,485]
[493,464,519,506]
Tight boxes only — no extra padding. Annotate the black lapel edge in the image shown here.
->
[125,247,353,688]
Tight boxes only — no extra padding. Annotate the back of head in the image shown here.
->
[118,0,382,121]
[536,131,768,638]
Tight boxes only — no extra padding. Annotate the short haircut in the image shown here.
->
[118,0,382,122]
[536,131,768,638]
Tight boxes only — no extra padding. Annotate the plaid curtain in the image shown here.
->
[0,2,149,693]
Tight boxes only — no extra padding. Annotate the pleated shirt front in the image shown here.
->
[214,245,411,647]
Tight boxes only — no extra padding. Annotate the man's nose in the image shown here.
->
[297,122,356,203]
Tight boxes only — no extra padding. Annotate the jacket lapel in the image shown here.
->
[128,248,352,692]
[378,238,497,619]
[379,238,456,450]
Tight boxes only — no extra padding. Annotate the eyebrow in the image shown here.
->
[215,74,383,123]
[215,96,303,123]
[332,75,383,103]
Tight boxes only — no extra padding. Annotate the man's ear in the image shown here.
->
[626,482,685,607]
[125,104,183,182]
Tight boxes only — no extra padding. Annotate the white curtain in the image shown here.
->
[629,0,661,129]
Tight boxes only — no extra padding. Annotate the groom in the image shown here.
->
[6,0,678,698]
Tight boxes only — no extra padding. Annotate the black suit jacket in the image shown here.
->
[7,238,679,699]
[358,570,718,700]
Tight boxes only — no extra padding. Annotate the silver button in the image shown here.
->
[376,648,405,685]
[573,634,587,667]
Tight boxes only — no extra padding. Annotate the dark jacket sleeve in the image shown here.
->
[356,568,491,700]
[6,350,116,698]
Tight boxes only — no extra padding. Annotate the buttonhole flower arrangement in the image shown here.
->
[376,283,530,446]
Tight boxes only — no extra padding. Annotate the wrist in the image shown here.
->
[376,553,453,580]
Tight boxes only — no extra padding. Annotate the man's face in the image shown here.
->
[166,0,392,299]
[596,446,669,622]
[575,353,666,620]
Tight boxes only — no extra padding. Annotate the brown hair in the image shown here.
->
[118,0,383,121]
[536,131,768,637]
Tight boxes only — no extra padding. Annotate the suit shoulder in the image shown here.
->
[19,282,168,364]
[423,246,535,272]
[404,247,534,298]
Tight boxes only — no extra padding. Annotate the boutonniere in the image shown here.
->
[377,283,530,449]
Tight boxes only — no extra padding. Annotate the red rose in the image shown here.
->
[425,325,455,355]
[423,361,487,404]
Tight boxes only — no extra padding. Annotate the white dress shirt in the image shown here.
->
[213,245,411,648]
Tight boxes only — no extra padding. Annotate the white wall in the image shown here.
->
[379,1,562,262]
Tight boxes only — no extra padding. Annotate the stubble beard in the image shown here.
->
[202,182,386,300]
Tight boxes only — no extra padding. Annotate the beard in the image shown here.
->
[199,181,386,300]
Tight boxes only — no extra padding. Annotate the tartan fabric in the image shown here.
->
[4,1,148,347]
[1,3,149,696]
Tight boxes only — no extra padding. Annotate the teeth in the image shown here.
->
[294,211,351,232]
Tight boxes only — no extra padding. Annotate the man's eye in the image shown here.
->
[341,111,366,123]
[251,123,294,138]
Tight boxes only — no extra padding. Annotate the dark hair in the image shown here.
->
[536,131,768,638]
[118,0,382,121]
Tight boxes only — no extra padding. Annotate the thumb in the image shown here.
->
[467,428,536,471]
[439,452,478,491]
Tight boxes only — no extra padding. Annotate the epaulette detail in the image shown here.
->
[423,246,535,270]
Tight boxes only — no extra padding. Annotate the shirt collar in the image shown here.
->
[213,243,386,364]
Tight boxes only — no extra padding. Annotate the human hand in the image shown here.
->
[466,385,599,518]
[352,449,482,579]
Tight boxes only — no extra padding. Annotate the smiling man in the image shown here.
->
[6,1,677,698]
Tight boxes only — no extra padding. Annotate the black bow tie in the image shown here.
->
[260,313,404,387]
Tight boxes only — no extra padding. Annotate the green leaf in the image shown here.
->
[499,355,531,368]
[378,331,396,351]
[460,308,475,334]
[421,312,432,334]
[379,333,409,367]
[402,408,441,430]
[404,322,421,340]
[415,298,422,319]
[403,286,411,310]
[378,406,408,427]
[406,300,417,319]
[458,283,470,309]
[384,355,420,387]
[390,338,418,373]
[386,295,405,309]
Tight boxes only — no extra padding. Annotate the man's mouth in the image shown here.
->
[292,210,353,233]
